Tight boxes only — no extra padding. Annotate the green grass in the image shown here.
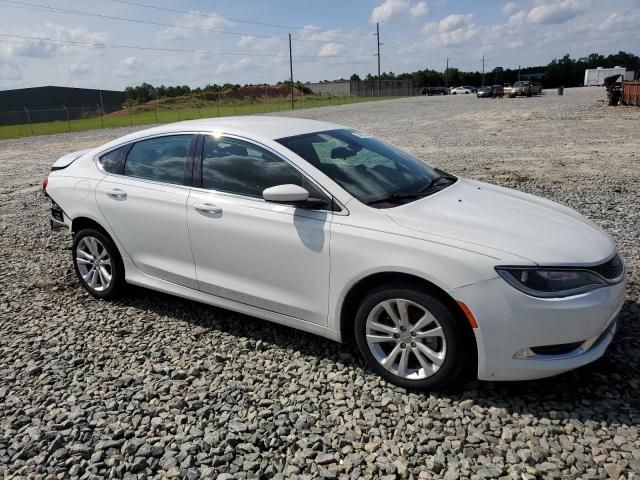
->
[0,95,398,140]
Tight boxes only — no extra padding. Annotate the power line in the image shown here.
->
[0,0,371,46]
[106,0,371,38]
[0,33,376,60]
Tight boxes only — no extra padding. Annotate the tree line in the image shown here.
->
[348,51,639,88]
[124,83,243,105]
[124,81,312,105]
[123,50,639,104]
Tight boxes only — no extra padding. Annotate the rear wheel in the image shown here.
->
[354,284,469,390]
[72,228,124,299]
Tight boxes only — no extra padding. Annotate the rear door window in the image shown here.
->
[123,135,193,185]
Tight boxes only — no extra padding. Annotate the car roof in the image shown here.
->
[101,116,344,151]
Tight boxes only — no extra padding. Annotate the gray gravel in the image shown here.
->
[1,87,639,479]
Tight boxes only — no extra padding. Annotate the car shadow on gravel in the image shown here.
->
[113,286,640,426]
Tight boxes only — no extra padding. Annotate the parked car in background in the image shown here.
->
[530,82,543,95]
[44,117,625,391]
[421,86,448,96]
[450,86,472,95]
[463,85,478,93]
[476,86,493,98]
[505,81,543,98]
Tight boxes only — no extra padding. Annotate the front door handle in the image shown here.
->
[106,188,127,199]
[194,203,222,214]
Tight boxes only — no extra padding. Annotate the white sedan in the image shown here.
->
[44,117,625,390]
[450,87,472,95]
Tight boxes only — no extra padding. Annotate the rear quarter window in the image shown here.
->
[98,146,128,174]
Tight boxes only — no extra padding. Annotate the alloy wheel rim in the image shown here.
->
[365,298,447,380]
[75,236,112,292]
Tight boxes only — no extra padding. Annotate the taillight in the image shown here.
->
[42,176,48,193]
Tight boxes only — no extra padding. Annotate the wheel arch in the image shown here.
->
[71,216,111,237]
[339,271,478,368]
[70,216,126,263]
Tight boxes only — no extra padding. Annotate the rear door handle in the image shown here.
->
[106,188,127,199]
[194,203,222,214]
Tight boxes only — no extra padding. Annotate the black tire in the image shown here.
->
[354,284,470,390]
[72,228,125,299]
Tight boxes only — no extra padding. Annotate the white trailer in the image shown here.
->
[584,67,635,86]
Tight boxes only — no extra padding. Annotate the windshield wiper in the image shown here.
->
[417,175,456,194]
[366,175,457,207]
[366,191,430,206]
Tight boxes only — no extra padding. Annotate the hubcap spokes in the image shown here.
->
[366,299,446,380]
[76,236,112,292]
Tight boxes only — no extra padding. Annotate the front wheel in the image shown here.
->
[354,285,470,390]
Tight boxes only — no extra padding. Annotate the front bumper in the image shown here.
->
[450,276,626,381]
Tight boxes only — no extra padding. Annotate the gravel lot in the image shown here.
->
[1,87,639,479]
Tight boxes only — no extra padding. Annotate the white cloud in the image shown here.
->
[371,0,430,23]
[526,0,585,24]
[114,56,141,78]
[508,10,526,25]
[422,14,478,46]
[410,1,429,18]
[156,11,232,41]
[502,2,518,16]
[599,11,640,32]
[371,0,410,24]
[2,24,107,59]
[69,63,92,75]
[318,43,341,57]
[237,35,283,53]
[439,13,473,32]
[0,62,21,81]
[216,57,255,75]
[123,56,140,68]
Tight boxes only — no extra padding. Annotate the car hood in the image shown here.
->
[386,179,615,266]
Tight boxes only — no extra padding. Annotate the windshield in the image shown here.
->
[277,129,455,207]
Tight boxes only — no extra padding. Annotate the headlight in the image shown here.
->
[495,267,608,298]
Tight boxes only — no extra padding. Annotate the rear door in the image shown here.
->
[95,133,198,289]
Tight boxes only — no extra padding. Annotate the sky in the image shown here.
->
[0,0,638,91]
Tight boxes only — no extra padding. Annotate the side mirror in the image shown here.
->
[263,184,310,203]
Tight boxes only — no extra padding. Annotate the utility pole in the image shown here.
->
[445,58,449,90]
[99,90,105,128]
[482,55,485,87]
[289,33,294,109]
[518,65,521,81]
[375,22,382,97]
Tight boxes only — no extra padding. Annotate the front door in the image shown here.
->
[187,135,332,325]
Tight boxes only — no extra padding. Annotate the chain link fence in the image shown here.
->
[0,94,398,140]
